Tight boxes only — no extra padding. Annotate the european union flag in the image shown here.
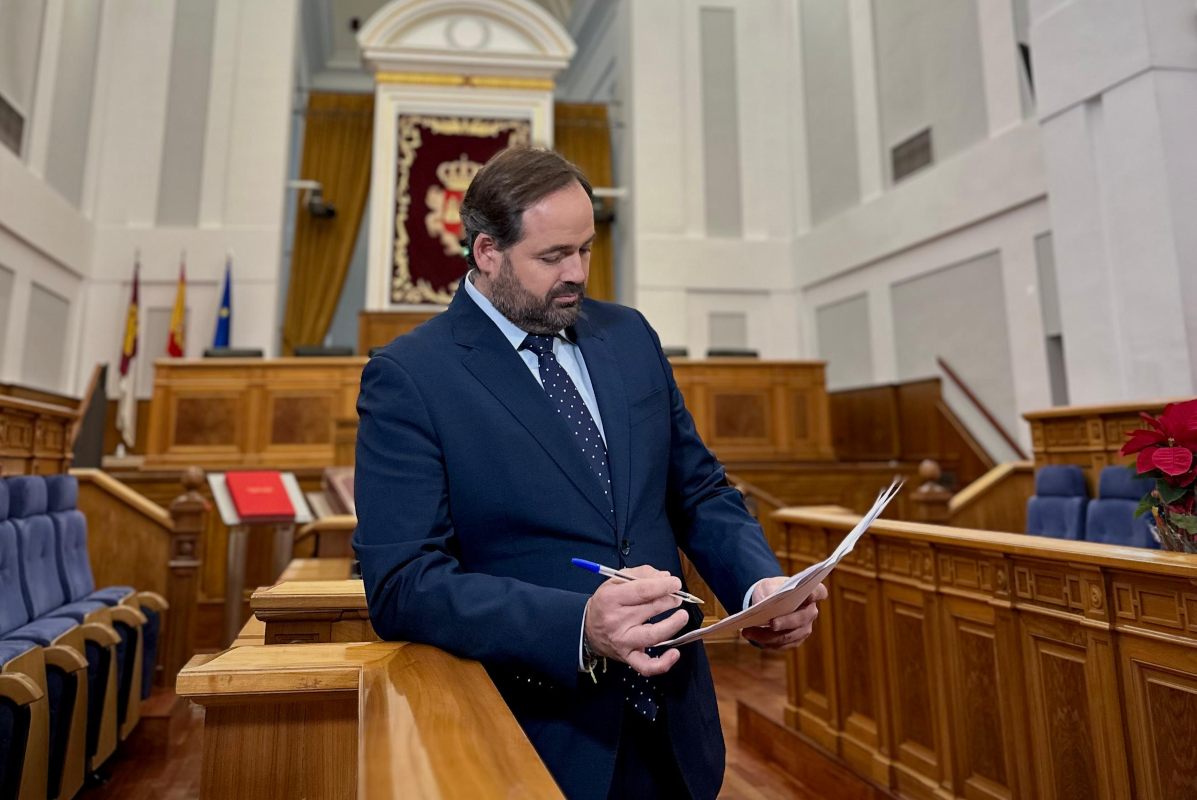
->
[213,258,232,348]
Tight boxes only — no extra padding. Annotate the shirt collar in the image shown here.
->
[463,270,574,349]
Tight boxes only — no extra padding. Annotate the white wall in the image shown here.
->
[1031,0,1197,401]
[624,0,804,360]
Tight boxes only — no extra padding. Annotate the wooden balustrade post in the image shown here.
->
[911,459,952,524]
[164,466,206,686]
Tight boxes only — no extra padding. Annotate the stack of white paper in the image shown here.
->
[658,480,903,647]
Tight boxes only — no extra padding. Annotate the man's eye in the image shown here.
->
[580,247,592,255]
[542,255,564,264]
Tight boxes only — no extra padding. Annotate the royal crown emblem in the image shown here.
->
[425,154,482,256]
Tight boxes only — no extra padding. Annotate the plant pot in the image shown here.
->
[1151,520,1197,554]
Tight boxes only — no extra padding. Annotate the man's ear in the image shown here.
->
[473,233,502,278]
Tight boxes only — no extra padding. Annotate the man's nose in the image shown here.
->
[561,252,587,284]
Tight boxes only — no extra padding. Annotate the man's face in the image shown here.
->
[479,181,595,334]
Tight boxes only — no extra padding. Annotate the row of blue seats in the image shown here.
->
[1026,465,1158,548]
[0,475,165,800]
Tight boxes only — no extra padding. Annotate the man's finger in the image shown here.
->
[625,646,681,677]
[742,623,814,649]
[769,603,818,633]
[627,608,688,649]
[606,574,682,604]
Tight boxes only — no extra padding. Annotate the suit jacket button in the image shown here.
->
[621,539,630,556]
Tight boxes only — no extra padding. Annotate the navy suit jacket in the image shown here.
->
[353,287,782,800]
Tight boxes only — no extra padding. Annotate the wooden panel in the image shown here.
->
[358,310,441,354]
[830,378,992,489]
[202,696,357,799]
[269,394,334,446]
[172,395,239,447]
[829,385,900,461]
[713,392,769,440]
[947,462,1034,533]
[881,581,944,797]
[671,360,834,462]
[144,358,366,469]
[1119,636,1197,799]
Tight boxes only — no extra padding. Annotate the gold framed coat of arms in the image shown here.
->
[392,114,531,304]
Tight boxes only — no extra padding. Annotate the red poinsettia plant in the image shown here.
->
[1120,398,1197,548]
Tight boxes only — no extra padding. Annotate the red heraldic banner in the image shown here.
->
[391,114,531,305]
[225,471,295,523]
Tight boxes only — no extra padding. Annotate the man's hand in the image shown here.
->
[584,565,689,677]
[741,578,828,650]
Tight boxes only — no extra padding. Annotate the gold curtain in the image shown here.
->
[554,103,615,301]
[281,92,374,354]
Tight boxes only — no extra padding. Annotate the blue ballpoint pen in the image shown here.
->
[571,558,705,604]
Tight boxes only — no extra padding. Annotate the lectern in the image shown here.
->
[207,472,312,645]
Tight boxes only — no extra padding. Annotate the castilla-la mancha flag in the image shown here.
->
[167,257,186,357]
[116,258,140,449]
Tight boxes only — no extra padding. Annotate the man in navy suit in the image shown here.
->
[354,147,827,799]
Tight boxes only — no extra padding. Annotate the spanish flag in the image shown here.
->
[167,256,186,357]
[116,257,140,449]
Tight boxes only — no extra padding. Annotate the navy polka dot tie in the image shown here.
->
[521,333,661,722]
[521,334,613,516]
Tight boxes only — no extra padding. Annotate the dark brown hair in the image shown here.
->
[460,146,593,268]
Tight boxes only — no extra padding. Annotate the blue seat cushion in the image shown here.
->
[2,617,76,647]
[0,522,30,637]
[1086,500,1160,548]
[1098,467,1155,501]
[88,587,135,606]
[13,515,68,618]
[5,478,46,519]
[141,607,160,700]
[1026,495,1087,540]
[1035,465,1088,497]
[43,476,78,513]
[0,482,8,521]
[0,694,31,800]
[51,509,95,602]
[0,640,36,667]
[45,600,109,624]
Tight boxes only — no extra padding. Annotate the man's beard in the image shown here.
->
[488,254,585,334]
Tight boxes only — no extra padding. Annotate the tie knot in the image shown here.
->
[521,334,555,357]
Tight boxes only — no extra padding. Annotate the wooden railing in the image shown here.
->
[73,466,207,687]
[177,642,561,799]
[772,505,1197,799]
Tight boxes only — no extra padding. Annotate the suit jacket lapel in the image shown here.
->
[573,313,631,538]
[449,290,617,530]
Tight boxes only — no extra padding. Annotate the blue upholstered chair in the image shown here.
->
[1085,467,1160,549]
[1026,465,1089,540]
[0,480,87,800]
[45,475,154,736]
[6,476,120,781]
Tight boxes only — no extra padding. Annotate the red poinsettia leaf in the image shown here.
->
[1139,411,1166,434]
[1159,399,1197,437]
[1137,447,1159,475]
[1120,427,1166,455]
[1152,446,1194,476]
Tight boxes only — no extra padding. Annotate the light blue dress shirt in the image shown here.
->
[463,272,606,445]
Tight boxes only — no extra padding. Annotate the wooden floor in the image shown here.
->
[76,643,809,799]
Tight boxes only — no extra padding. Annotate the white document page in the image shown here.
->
[658,480,903,648]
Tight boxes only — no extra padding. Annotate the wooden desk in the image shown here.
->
[177,642,562,799]
[1024,397,1181,494]
[773,506,1197,800]
[144,358,366,469]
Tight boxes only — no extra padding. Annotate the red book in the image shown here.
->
[225,471,295,523]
